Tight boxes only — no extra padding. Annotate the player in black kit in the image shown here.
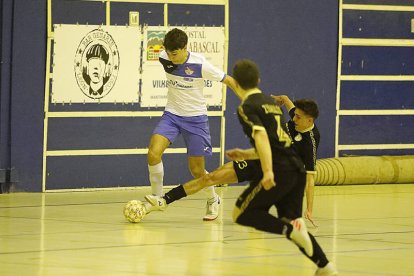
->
[144,59,337,275]
[272,95,320,224]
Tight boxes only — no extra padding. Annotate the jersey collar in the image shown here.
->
[242,88,261,101]
[298,124,315,133]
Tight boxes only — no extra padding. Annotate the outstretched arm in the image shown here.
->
[271,95,295,112]
[222,75,238,95]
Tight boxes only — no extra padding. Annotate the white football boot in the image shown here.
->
[203,195,221,221]
[144,194,167,211]
[315,262,338,276]
[289,217,313,256]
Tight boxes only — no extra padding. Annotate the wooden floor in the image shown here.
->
[1,184,413,276]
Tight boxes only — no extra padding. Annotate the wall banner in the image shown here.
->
[141,26,225,107]
[52,24,141,103]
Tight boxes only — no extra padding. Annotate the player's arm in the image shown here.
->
[271,95,295,112]
[222,75,238,94]
[201,59,237,94]
[305,173,315,220]
[252,128,275,190]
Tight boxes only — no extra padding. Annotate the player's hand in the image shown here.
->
[305,210,318,228]
[225,148,245,161]
[270,95,286,106]
[261,171,276,190]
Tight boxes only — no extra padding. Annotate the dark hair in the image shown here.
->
[294,99,319,119]
[163,28,188,51]
[232,59,260,90]
[86,44,109,64]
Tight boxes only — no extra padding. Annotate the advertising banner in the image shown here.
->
[52,25,141,103]
[141,26,225,107]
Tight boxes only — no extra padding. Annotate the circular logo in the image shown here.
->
[294,133,302,142]
[74,28,120,99]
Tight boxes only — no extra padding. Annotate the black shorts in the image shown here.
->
[233,160,306,220]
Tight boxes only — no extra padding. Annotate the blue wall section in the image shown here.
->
[0,0,339,191]
[338,2,414,157]
[343,10,414,39]
[47,116,222,150]
[340,81,414,109]
[12,0,414,191]
[226,0,339,158]
[344,0,414,6]
[46,154,220,190]
[0,0,13,185]
[339,115,414,144]
[8,0,46,191]
[342,46,414,75]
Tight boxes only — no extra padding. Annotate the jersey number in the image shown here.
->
[274,116,292,147]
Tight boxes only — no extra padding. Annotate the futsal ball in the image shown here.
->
[123,200,146,223]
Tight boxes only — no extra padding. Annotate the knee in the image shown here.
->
[147,147,162,164]
[189,165,206,178]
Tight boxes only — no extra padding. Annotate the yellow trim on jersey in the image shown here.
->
[238,105,264,139]
[241,88,261,102]
[239,183,263,214]
[299,124,315,134]
[238,105,254,127]
[252,125,266,132]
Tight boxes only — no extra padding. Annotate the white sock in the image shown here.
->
[203,170,216,200]
[204,186,216,201]
[148,162,164,196]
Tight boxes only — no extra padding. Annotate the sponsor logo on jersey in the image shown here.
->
[185,66,194,75]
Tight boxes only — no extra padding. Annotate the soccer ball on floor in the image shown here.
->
[123,200,146,223]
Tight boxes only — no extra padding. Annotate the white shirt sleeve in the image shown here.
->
[201,57,225,82]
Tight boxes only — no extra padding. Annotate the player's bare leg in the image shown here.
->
[184,162,237,195]
[188,156,220,220]
[145,162,238,214]
[147,134,170,196]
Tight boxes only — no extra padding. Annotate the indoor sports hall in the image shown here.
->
[1,1,413,275]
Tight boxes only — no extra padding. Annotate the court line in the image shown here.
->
[1,237,411,261]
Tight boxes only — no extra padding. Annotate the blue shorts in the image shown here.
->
[153,111,212,156]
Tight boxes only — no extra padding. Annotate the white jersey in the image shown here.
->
[159,50,226,116]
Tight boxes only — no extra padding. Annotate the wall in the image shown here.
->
[226,1,339,157]
[0,0,342,191]
[0,0,47,192]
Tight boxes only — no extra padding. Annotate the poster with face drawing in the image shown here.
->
[52,24,141,103]
[140,26,225,107]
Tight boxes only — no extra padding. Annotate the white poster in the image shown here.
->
[52,24,141,103]
[141,26,226,107]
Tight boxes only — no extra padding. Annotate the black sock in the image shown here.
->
[237,211,329,267]
[235,210,293,235]
[163,185,187,204]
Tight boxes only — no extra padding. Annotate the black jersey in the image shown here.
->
[286,107,320,173]
[237,90,304,171]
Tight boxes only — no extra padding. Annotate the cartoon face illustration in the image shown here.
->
[74,29,119,99]
[88,58,106,84]
[84,44,110,94]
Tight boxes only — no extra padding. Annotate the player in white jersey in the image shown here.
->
[146,28,237,221]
